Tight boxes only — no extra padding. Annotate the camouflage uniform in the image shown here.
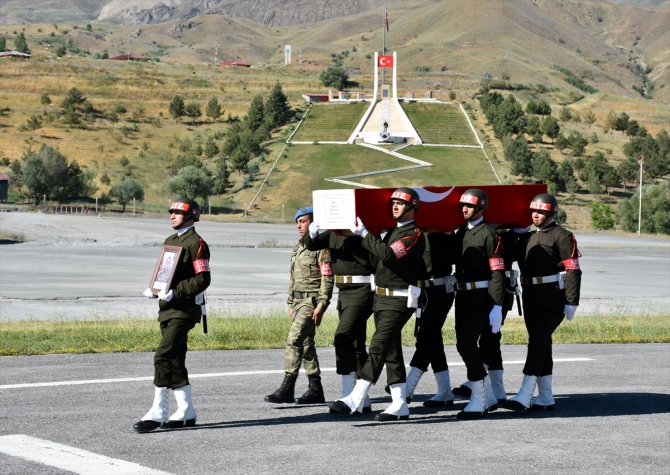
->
[284,239,334,376]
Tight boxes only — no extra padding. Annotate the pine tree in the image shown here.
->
[205,97,222,122]
[14,32,29,54]
[169,95,185,122]
[264,82,290,129]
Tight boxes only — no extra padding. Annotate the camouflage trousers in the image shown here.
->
[284,297,320,377]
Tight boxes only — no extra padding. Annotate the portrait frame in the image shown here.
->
[149,245,183,296]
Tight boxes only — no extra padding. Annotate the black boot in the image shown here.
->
[295,375,325,405]
[264,373,297,403]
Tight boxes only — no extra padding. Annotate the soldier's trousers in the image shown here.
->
[154,318,196,389]
[409,288,454,372]
[522,303,565,376]
[454,289,492,382]
[334,291,373,375]
[285,297,320,377]
[358,301,413,386]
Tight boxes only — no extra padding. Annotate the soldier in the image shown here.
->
[403,230,457,407]
[265,206,334,405]
[134,198,211,433]
[453,189,506,420]
[305,223,375,413]
[329,187,425,421]
[506,193,581,412]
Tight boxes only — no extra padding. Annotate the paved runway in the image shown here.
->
[1,344,669,474]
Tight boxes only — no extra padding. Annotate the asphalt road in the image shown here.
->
[1,213,669,321]
[1,344,669,474]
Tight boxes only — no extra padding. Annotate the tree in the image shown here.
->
[264,82,290,129]
[110,177,144,212]
[567,131,588,156]
[61,87,86,111]
[203,138,219,159]
[213,157,231,194]
[559,106,572,122]
[619,182,670,234]
[184,102,202,123]
[0,36,6,52]
[580,152,618,195]
[244,95,265,132]
[504,136,534,181]
[164,165,214,204]
[25,115,42,134]
[618,157,639,192]
[22,145,68,204]
[492,95,525,138]
[624,133,669,179]
[557,160,578,193]
[169,95,185,122]
[542,116,560,143]
[14,32,29,54]
[9,159,24,193]
[583,110,597,127]
[320,64,349,90]
[205,96,222,122]
[590,202,615,230]
[40,93,51,112]
[531,150,559,185]
[554,133,569,152]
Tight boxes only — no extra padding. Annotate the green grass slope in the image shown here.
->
[402,102,480,146]
[290,102,368,142]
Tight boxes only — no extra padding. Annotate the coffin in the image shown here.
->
[313,184,547,234]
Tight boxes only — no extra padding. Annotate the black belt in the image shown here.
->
[293,291,319,299]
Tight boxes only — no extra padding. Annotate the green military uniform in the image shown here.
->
[154,227,211,390]
[284,239,334,376]
[453,220,505,382]
[305,230,374,375]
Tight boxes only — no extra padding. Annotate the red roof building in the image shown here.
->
[220,60,252,68]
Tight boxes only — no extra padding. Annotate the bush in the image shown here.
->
[590,202,615,230]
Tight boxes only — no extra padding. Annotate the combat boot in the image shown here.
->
[376,383,410,421]
[456,380,486,420]
[264,373,297,403]
[164,384,196,428]
[505,374,538,412]
[423,370,455,408]
[133,386,169,433]
[531,375,555,411]
[295,375,325,404]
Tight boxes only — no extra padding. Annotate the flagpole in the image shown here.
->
[381,4,386,89]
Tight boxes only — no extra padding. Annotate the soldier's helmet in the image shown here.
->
[459,188,488,212]
[529,193,558,219]
[169,198,201,222]
[294,206,313,222]
[390,187,420,209]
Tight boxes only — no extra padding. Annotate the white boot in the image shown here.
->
[133,386,169,433]
[328,379,373,415]
[341,372,356,398]
[376,383,410,421]
[405,367,425,403]
[489,369,506,402]
[423,370,454,407]
[532,375,555,411]
[165,384,197,428]
[506,375,538,412]
[483,374,499,411]
[456,379,486,419]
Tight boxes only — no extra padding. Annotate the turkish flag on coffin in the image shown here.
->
[313,184,547,235]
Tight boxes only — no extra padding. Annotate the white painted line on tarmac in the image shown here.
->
[0,434,171,475]
[0,358,593,390]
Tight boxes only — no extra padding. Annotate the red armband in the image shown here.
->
[390,240,407,258]
[562,258,580,270]
[489,257,505,271]
[193,259,210,274]
[320,262,333,276]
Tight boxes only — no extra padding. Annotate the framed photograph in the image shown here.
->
[149,245,183,296]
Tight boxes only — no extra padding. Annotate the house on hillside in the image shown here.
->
[109,54,149,61]
[0,174,9,202]
[220,60,251,68]
[302,93,330,103]
[0,51,31,59]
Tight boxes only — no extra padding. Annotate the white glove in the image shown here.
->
[158,289,174,302]
[564,304,578,321]
[512,226,531,234]
[489,305,503,333]
[351,216,368,238]
[142,288,156,298]
[308,221,320,239]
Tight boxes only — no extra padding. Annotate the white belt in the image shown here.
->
[419,275,456,293]
[455,280,490,291]
[375,287,409,297]
[521,274,559,285]
[335,275,372,284]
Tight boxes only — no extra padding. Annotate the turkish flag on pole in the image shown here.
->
[385,6,389,31]
[378,55,394,68]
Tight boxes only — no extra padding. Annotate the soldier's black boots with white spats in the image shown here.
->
[295,375,325,404]
[264,373,297,403]
[163,384,197,428]
[133,386,169,433]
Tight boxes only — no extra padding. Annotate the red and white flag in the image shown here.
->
[378,55,394,68]
[385,5,389,31]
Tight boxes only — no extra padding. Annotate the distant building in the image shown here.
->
[220,60,252,68]
[0,174,8,202]
[109,54,149,61]
[0,51,31,59]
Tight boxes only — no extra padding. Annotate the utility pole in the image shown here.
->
[637,154,644,236]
